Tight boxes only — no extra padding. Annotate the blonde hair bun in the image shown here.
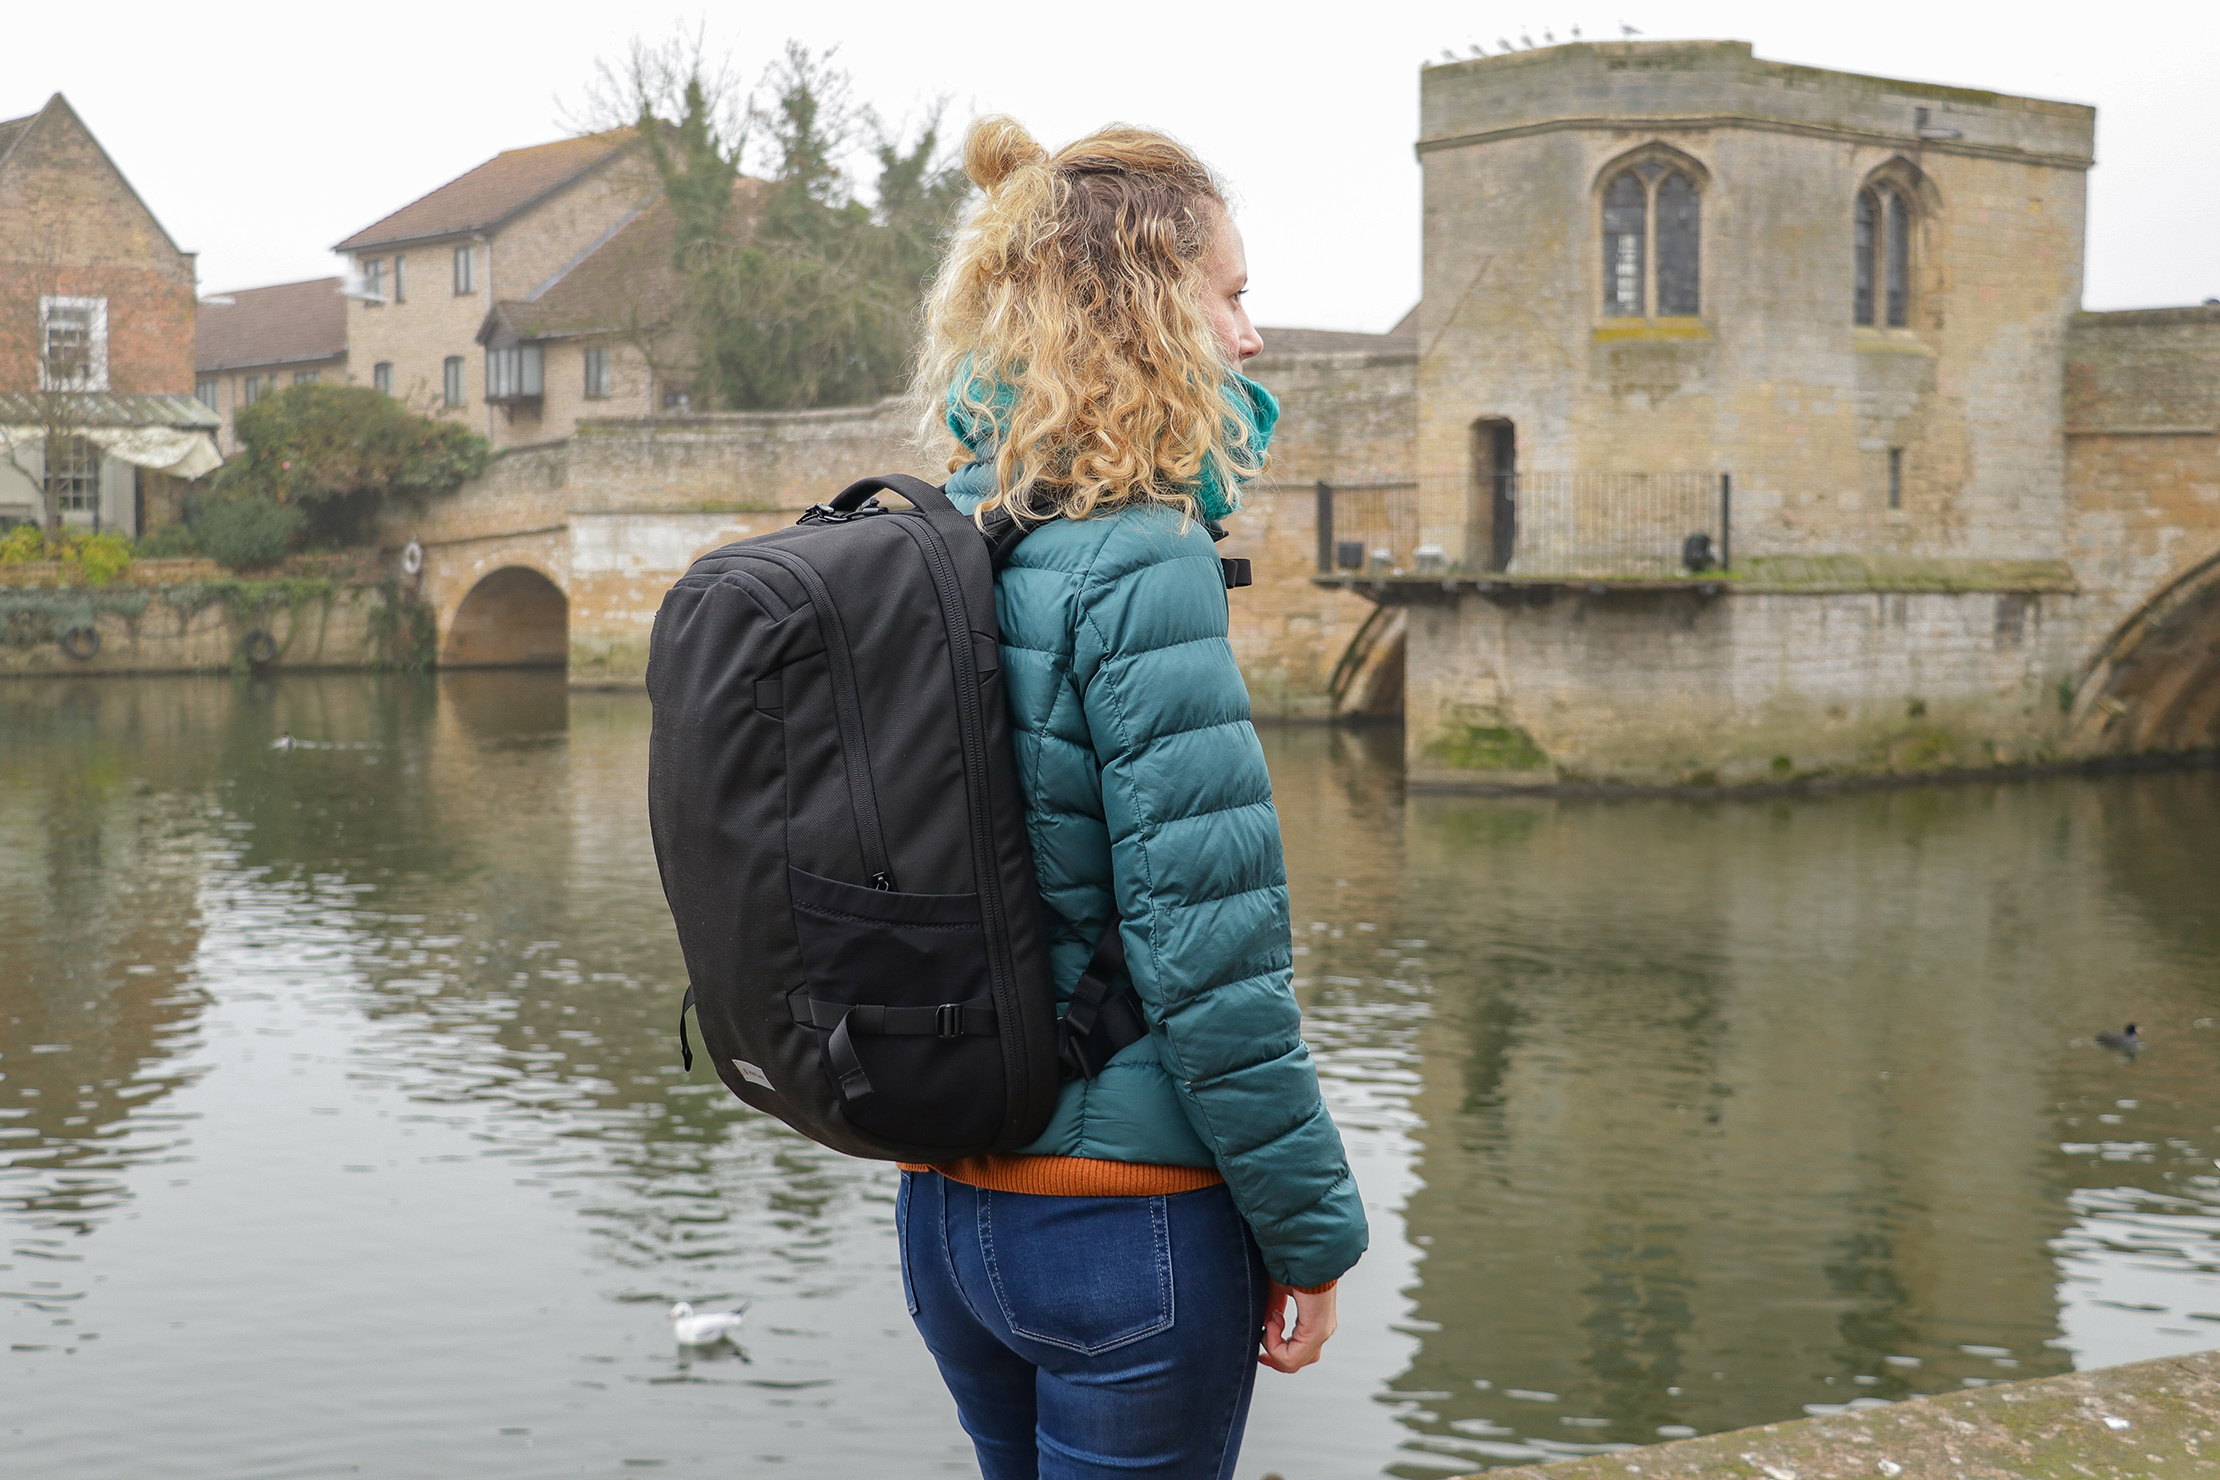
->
[963,115,1048,192]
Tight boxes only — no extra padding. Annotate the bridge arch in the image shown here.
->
[442,565,569,669]
[2073,548,2220,753]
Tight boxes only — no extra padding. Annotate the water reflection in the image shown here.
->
[2,677,2216,1479]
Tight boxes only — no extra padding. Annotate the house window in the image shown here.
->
[453,245,475,295]
[583,347,611,400]
[393,255,407,304]
[373,361,393,395]
[294,370,319,385]
[243,375,264,406]
[1888,447,1905,509]
[485,344,543,400]
[47,436,101,518]
[196,375,220,410]
[1855,185,1913,327]
[39,296,108,390]
[444,356,465,408]
[1601,164,1701,319]
[362,258,385,304]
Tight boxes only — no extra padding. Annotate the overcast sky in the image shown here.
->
[13,1,2214,333]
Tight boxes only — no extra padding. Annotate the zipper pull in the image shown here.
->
[868,872,896,892]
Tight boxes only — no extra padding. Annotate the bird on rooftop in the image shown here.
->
[1469,43,1486,56]
[1520,33,1536,48]
[270,732,296,751]
[1544,29,1556,43]
[1621,21,1643,36]
[1499,37,1516,51]
[668,1301,748,1346]
[2095,1023,2142,1053]
[1571,24,1583,38]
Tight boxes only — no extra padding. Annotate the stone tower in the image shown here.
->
[1415,40,2097,570]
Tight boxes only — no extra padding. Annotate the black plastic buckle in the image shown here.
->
[936,1002,965,1038]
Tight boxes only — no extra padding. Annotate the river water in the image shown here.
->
[4,673,2218,1479]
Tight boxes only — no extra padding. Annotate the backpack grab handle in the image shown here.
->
[832,473,958,519]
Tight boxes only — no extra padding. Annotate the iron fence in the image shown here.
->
[1314,473,1733,579]
[1315,481,1422,574]
[1504,472,1730,578]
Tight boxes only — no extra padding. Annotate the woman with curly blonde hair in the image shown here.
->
[893,115,1368,1480]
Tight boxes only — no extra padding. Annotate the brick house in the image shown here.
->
[336,129,678,451]
[194,278,349,455]
[0,93,216,534]
[476,178,760,435]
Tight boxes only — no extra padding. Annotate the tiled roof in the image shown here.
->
[335,129,637,252]
[481,178,764,344]
[1254,305,1420,358]
[0,391,218,429]
[196,278,347,372]
[0,111,34,168]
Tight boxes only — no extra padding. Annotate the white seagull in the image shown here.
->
[668,1301,748,1346]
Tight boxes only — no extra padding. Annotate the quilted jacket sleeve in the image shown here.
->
[1070,511,1369,1289]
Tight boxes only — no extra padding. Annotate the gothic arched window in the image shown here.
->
[1855,185,1912,327]
[1603,172,1646,316]
[1601,162,1702,318]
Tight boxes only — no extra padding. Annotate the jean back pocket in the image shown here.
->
[978,1190,1173,1354]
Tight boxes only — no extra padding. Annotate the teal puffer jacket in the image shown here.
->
[948,473,1369,1290]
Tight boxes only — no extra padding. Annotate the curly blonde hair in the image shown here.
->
[913,116,1262,523]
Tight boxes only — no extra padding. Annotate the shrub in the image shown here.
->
[196,493,307,571]
[134,522,201,559]
[0,524,43,564]
[72,531,134,586]
[221,383,489,546]
[0,527,136,585]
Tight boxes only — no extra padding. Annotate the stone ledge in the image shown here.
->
[1316,556,2078,603]
[1461,1348,2219,1480]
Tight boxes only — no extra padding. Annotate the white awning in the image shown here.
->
[0,425,223,480]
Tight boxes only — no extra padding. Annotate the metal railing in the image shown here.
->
[1315,473,1733,579]
[1503,472,1730,578]
[1315,481,1422,574]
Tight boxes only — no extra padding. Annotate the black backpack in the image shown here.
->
[645,474,1157,1162]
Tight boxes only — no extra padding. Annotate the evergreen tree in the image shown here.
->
[627,42,971,411]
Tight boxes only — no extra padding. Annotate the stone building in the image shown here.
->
[0,93,217,534]
[1310,40,2219,786]
[194,277,349,455]
[335,129,670,450]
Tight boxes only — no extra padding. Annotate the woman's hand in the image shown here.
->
[1258,1281,1337,1373]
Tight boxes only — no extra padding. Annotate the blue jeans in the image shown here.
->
[898,1171,1269,1480]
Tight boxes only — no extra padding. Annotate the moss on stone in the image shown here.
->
[1426,723,1552,772]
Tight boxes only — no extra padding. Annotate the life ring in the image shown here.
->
[401,539,424,576]
[242,629,279,665]
[59,624,100,660]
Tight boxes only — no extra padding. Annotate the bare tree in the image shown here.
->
[0,176,103,535]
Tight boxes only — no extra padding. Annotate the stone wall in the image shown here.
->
[0,569,401,678]
[2062,306,2220,650]
[1403,582,2082,789]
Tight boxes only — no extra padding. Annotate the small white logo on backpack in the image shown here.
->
[732,1059,774,1091]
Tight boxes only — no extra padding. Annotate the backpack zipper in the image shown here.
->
[738,546,895,889]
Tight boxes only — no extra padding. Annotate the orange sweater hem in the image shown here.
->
[898,1154,1224,1198]
[892,1153,1225,1198]
[894,1157,1337,1292]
